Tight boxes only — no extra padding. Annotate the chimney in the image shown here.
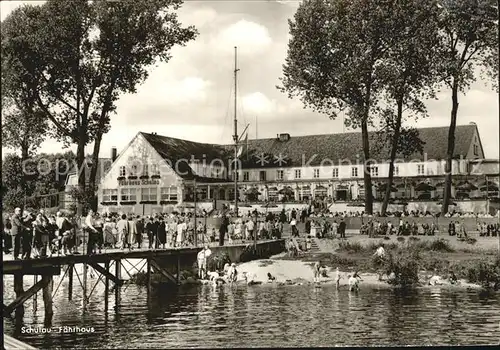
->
[279,133,290,142]
[111,147,117,162]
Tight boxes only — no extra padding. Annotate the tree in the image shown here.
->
[279,0,401,214]
[375,120,425,212]
[1,152,75,212]
[376,0,442,215]
[1,0,198,214]
[438,0,498,215]
[1,7,48,205]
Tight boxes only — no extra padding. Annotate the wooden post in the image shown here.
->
[82,263,88,310]
[33,275,38,313]
[42,275,53,327]
[68,264,73,301]
[177,253,181,285]
[104,261,110,312]
[115,259,121,310]
[13,274,24,319]
[146,257,151,304]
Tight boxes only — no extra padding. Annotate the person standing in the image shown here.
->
[135,216,144,249]
[339,218,346,239]
[127,214,136,250]
[219,213,229,246]
[84,210,99,255]
[145,217,157,249]
[157,216,167,249]
[116,214,129,250]
[22,210,35,260]
[11,208,27,260]
[335,267,341,289]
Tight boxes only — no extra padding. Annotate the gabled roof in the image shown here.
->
[140,124,480,173]
[140,132,231,181]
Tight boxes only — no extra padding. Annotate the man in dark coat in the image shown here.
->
[11,208,27,260]
[135,216,144,248]
[145,217,157,249]
[219,213,229,246]
[339,218,347,239]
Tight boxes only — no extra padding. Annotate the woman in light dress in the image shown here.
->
[310,220,317,238]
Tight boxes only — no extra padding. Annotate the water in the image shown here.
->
[3,269,500,348]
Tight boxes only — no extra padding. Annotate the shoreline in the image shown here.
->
[234,257,484,291]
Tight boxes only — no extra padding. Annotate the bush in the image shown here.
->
[409,236,420,242]
[428,239,454,252]
[466,238,477,245]
[337,241,364,253]
[397,237,406,243]
[466,259,500,289]
[382,248,421,287]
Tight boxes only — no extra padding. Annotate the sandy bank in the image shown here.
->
[234,258,482,290]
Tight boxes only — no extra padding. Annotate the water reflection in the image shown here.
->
[3,275,500,348]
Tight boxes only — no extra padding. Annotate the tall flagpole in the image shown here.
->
[256,115,258,139]
[233,47,239,217]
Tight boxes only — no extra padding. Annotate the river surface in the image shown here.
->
[3,264,500,348]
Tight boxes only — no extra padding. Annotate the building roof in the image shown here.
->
[140,125,479,172]
[140,132,230,180]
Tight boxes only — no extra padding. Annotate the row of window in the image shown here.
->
[102,187,178,202]
[236,165,412,181]
[119,164,160,177]
[118,163,426,180]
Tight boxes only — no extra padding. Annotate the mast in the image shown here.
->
[233,46,239,216]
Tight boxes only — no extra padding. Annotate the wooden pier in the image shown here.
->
[2,240,285,327]
[4,334,37,350]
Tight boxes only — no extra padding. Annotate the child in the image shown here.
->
[335,267,341,289]
[313,261,321,283]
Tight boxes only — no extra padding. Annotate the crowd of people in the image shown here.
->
[3,202,499,261]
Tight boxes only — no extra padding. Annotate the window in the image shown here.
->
[313,169,320,178]
[351,167,358,177]
[243,171,249,181]
[259,171,266,181]
[370,166,378,177]
[473,144,479,156]
[120,188,137,202]
[102,189,118,202]
[332,168,339,178]
[141,187,157,201]
[130,164,138,176]
[236,172,240,181]
[276,170,284,180]
[161,187,178,201]
[213,167,221,178]
[119,166,126,177]
[151,164,160,176]
[142,164,149,176]
[394,165,399,176]
[417,164,425,175]
[295,169,301,179]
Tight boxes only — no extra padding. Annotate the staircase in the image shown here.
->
[309,238,321,252]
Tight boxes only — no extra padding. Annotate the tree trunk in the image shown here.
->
[76,130,86,216]
[88,131,103,212]
[441,80,459,216]
[361,119,374,215]
[381,99,403,216]
[20,143,29,212]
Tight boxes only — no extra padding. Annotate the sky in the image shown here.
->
[1,0,499,159]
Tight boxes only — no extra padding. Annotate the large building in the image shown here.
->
[94,123,499,215]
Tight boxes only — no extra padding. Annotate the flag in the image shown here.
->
[237,133,248,158]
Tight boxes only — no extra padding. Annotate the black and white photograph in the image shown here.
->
[1,0,499,348]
